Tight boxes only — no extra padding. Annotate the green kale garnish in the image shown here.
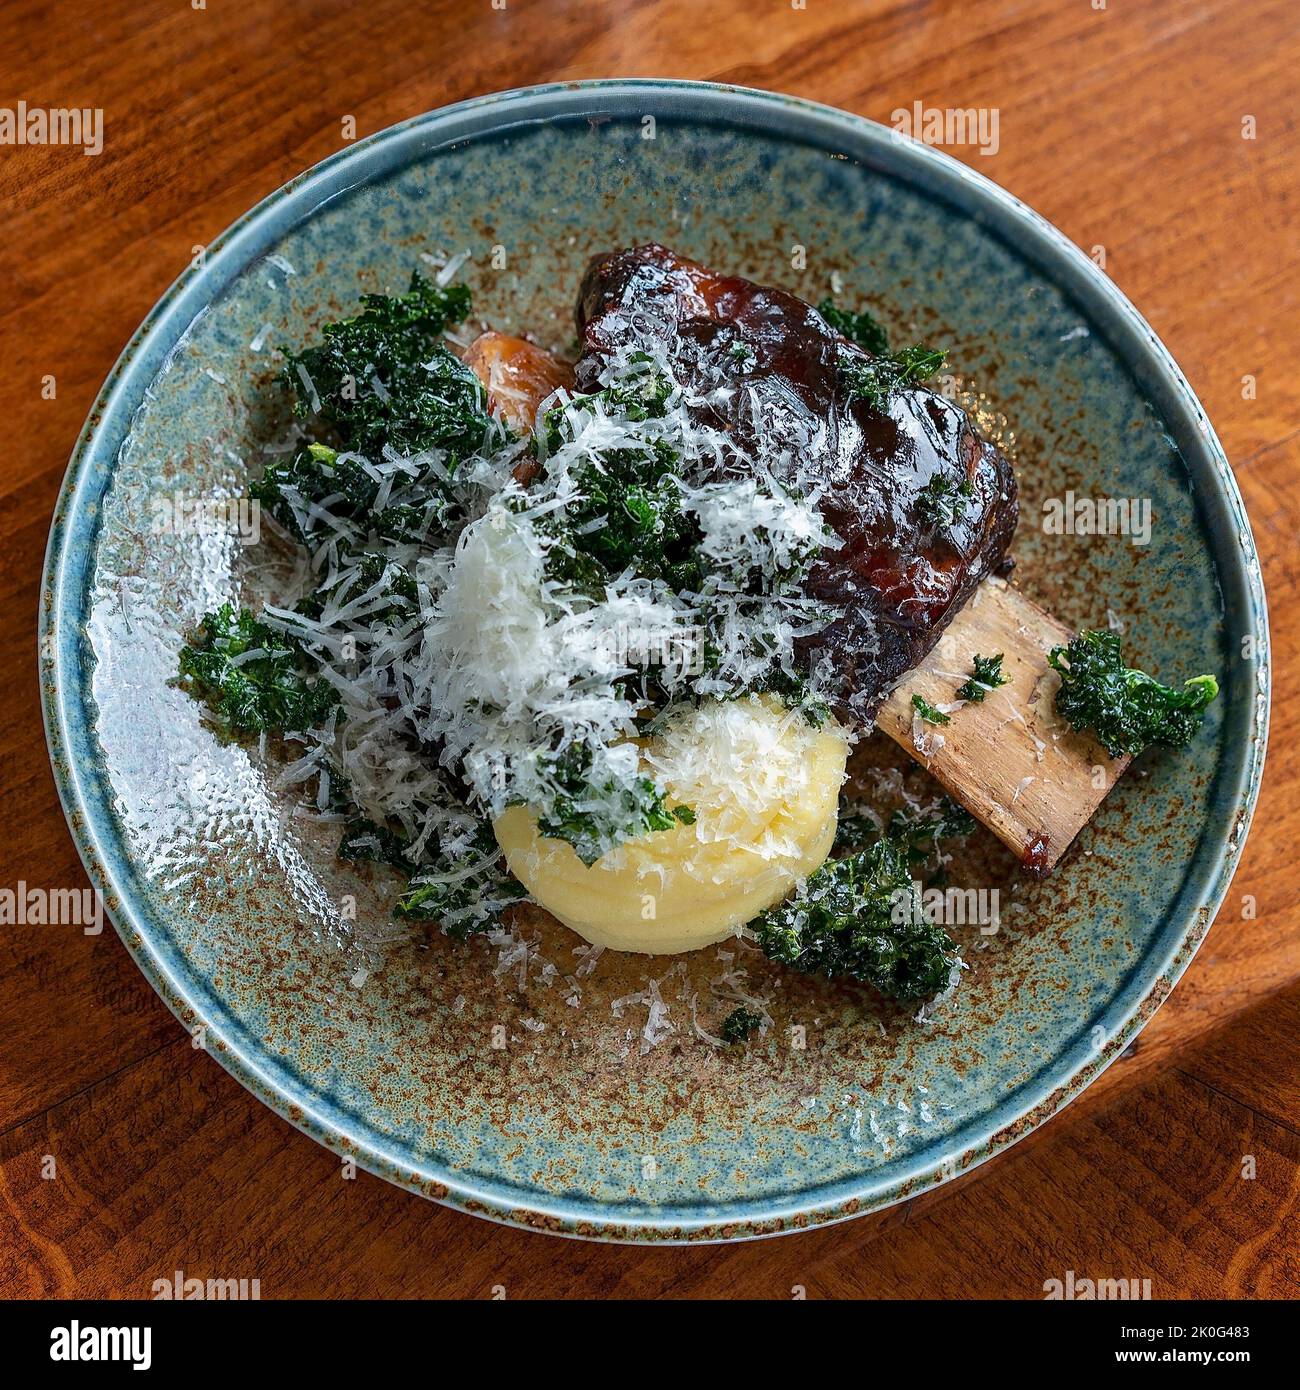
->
[817,298,890,355]
[886,797,976,863]
[1048,629,1219,758]
[957,652,1008,703]
[262,275,493,549]
[911,693,951,726]
[831,807,882,855]
[531,743,695,866]
[395,824,529,940]
[844,345,947,413]
[539,364,704,593]
[751,834,958,1003]
[548,444,700,591]
[537,354,830,723]
[543,354,673,447]
[915,472,974,527]
[281,271,486,458]
[720,1006,763,1044]
[178,602,338,734]
[835,795,973,861]
[253,441,458,546]
[338,813,527,940]
[179,272,541,944]
[395,874,528,940]
[589,352,674,421]
[296,549,418,626]
[747,667,831,727]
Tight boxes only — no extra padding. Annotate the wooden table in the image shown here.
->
[2,0,1296,1299]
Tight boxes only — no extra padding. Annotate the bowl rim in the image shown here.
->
[39,78,1271,1244]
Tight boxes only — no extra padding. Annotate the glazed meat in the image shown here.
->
[575,244,1018,722]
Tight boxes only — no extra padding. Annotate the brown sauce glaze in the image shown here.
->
[1021,831,1052,877]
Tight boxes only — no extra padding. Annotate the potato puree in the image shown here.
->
[493,695,848,954]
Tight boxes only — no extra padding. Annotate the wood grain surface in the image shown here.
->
[1,0,1296,1300]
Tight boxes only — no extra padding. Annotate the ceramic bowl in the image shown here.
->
[41,81,1269,1242]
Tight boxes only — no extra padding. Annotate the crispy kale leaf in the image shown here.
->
[911,693,951,726]
[540,360,704,593]
[281,271,485,458]
[538,353,830,731]
[958,652,1008,703]
[886,798,976,864]
[393,826,529,940]
[844,345,947,413]
[817,298,890,355]
[547,440,701,591]
[292,549,418,628]
[252,440,463,546]
[721,1006,763,1044]
[532,743,696,866]
[266,273,484,547]
[751,833,958,1003]
[757,798,973,1000]
[338,815,417,874]
[180,274,537,942]
[178,602,338,734]
[339,813,527,941]
[1048,629,1219,758]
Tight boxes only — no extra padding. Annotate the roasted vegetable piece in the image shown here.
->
[462,331,574,431]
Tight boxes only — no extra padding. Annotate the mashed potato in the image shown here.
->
[493,695,848,954]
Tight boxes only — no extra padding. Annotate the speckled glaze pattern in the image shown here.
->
[40,82,1269,1242]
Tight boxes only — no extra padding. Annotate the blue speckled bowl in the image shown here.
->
[40,81,1269,1242]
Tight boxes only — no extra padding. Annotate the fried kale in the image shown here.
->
[1048,629,1219,758]
[751,833,958,1003]
[181,274,532,941]
[817,298,891,355]
[251,439,464,546]
[394,827,529,940]
[911,693,951,726]
[178,602,338,734]
[532,743,696,867]
[958,652,1009,703]
[539,361,705,593]
[338,816,417,874]
[753,794,973,1002]
[280,270,486,458]
[844,345,947,413]
[915,472,974,528]
[720,1007,764,1044]
[886,798,977,865]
